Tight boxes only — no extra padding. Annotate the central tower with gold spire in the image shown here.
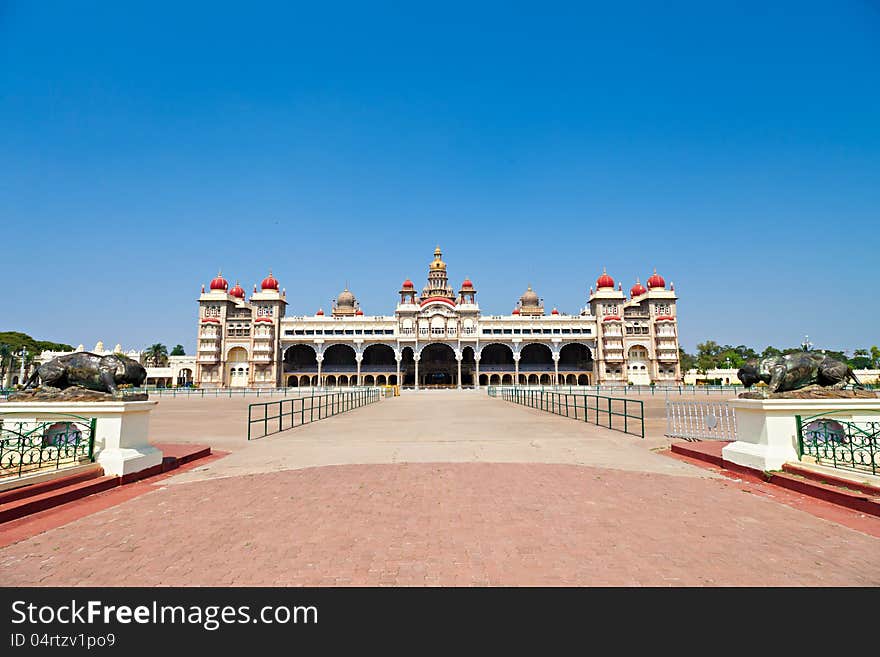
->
[421,245,456,302]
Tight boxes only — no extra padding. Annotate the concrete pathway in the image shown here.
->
[167,390,709,484]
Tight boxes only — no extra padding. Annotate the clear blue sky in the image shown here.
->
[2,1,878,354]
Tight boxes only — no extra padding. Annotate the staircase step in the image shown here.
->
[0,464,104,505]
[766,471,880,517]
[781,463,880,497]
[0,475,119,524]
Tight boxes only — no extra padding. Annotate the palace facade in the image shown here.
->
[195,247,681,388]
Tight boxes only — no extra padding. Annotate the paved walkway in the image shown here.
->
[167,391,708,484]
[2,391,879,586]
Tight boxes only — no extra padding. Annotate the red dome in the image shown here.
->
[316,308,324,316]
[596,269,615,289]
[402,279,414,289]
[462,278,473,288]
[229,282,246,298]
[647,269,665,289]
[512,308,520,315]
[551,308,559,315]
[261,272,279,290]
[209,273,228,291]
[356,309,364,316]
[630,279,647,297]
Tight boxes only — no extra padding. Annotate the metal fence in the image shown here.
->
[127,386,383,399]
[486,384,745,397]
[247,389,382,440]
[0,413,96,479]
[796,413,880,476]
[665,400,737,441]
[497,387,644,438]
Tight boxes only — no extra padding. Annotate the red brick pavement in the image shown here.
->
[1,463,878,586]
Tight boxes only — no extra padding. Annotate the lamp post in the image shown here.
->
[17,347,28,385]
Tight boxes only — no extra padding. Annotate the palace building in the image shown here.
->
[195,247,681,388]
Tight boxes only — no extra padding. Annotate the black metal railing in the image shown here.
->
[247,389,382,440]
[796,413,879,476]
[0,413,97,479]
[496,387,645,438]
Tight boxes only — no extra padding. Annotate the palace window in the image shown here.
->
[256,306,273,317]
[655,304,671,316]
[562,329,571,334]
[286,330,295,336]
[205,305,221,318]
[522,329,532,335]
[364,330,374,335]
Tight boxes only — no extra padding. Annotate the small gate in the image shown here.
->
[665,400,736,441]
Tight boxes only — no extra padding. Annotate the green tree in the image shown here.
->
[695,340,721,373]
[871,346,880,369]
[0,343,11,384]
[761,346,782,359]
[143,344,169,367]
[678,347,696,372]
[170,344,186,356]
[850,356,872,369]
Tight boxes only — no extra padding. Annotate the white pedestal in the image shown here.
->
[723,398,880,472]
[0,400,162,477]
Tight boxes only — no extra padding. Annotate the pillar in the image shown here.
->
[475,357,481,389]
[356,355,362,387]
[395,357,401,387]
[316,357,323,388]
[553,354,559,387]
[456,355,462,390]
[514,354,520,385]
[414,356,420,390]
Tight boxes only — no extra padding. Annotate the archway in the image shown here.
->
[376,375,386,386]
[528,374,539,385]
[338,374,348,386]
[520,343,553,372]
[627,345,650,384]
[479,374,489,386]
[419,343,457,387]
[388,374,397,385]
[287,376,299,387]
[479,343,514,368]
[578,374,590,385]
[176,368,193,387]
[364,375,375,386]
[559,343,593,370]
[362,344,396,373]
[323,344,357,374]
[566,374,576,384]
[228,347,248,387]
[300,375,311,387]
[325,375,337,386]
[283,344,318,373]
[540,374,552,384]
[490,374,501,385]
[501,373,513,385]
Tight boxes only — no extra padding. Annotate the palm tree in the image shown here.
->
[143,344,169,367]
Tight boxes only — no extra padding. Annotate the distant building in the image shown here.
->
[195,247,682,388]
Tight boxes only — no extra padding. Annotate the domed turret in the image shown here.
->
[630,278,647,297]
[209,271,228,291]
[261,271,279,291]
[517,285,545,316]
[333,287,359,317]
[230,281,246,298]
[596,268,614,290]
[647,269,666,289]
[316,308,324,316]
